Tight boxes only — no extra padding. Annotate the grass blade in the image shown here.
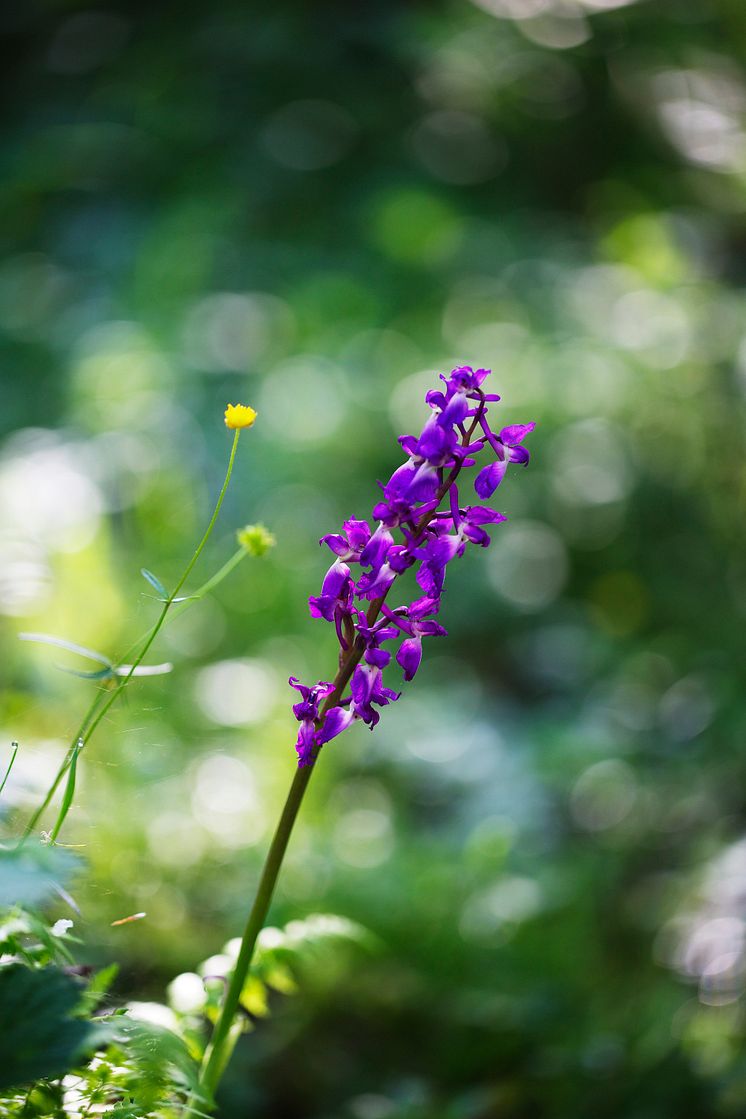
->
[48,740,82,845]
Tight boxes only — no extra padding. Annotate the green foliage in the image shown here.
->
[141,569,170,601]
[0,847,79,910]
[0,964,108,1090]
[167,913,370,1034]
[0,903,369,1115]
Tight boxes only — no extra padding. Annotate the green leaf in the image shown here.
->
[141,568,169,599]
[79,963,119,1015]
[109,1015,201,1106]
[48,740,81,844]
[18,632,112,667]
[239,975,269,1017]
[0,845,79,908]
[57,665,115,680]
[0,964,109,1089]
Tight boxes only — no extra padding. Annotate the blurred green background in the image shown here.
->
[3,0,746,1115]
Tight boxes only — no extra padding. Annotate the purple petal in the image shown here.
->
[320,560,351,600]
[440,393,470,428]
[463,525,491,547]
[376,684,401,704]
[397,636,422,681]
[387,545,415,574]
[406,462,440,502]
[398,434,419,455]
[420,534,462,568]
[295,721,317,767]
[466,505,508,526]
[356,563,397,600]
[385,459,417,499]
[343,519,371,551]
[309,594,335,621]
[417,620,447,637]
[407,595,441,619]
[365,646,391,669]
[360,522,394,570]
[500,422,536,446]
[320,534,352,557]
[416,417,450,461]
[317,706,354,745]
[288,676,310,700]
[416,562,446,597]
[508,445,530,465]
[474,459,507,499]
[351,664,375,707]
[372,624,401,643]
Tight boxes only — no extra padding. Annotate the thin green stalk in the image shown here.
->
[169,429,242,604]
[0,742,19,799]
[195,764,315,1103]
[19,432,243,845]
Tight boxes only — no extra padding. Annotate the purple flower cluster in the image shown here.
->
[290,366,535,767]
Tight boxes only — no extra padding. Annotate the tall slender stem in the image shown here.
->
[19,432,243,845]
[196,764,314,1099]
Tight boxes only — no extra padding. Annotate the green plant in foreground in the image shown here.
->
[1,403,273,1114]
[17,404,261,848]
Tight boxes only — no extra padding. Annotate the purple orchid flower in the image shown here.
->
[309,558,355,648]
[289,677,335,766]
[381,604,448,681]
[294,364,535,768]
[356,544,414,600]
[354,611,400,668]
[349,662,401,728]
[416,506,507,595]
[475,420,536,498]
[320,519,371,561]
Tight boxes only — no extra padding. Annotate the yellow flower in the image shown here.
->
[224,403,258,430]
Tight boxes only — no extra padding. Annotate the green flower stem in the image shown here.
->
[19,431,243,845]
[194,763,314,1102]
